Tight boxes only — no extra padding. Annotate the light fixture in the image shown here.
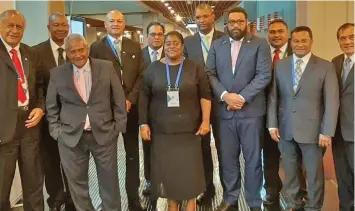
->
[137,30,141,34]
[175,15,181,22]
[164,3,169,7]
[211,6,215,8]
[161,0,164,2]
[168,6,172,10]
[170,10,175,14]
[186,23,197,28]
[97,32,101,36]
[86,24,90,27]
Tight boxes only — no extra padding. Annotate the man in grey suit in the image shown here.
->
[46,34,127,211]
[331,23,354,211]
[206,7,272,211]
[184,4,225,206]
[268,26,339,211]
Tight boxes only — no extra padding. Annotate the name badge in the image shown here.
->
[167,88,180,107]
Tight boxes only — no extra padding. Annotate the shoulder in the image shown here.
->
[50,63,70,78]
[215,30,225,38]
[331,54,344,64]
[20,43,39,61]
[312,55,333,67]
[90,57,114,68]
[250,35,268,46]
[184,34,196,43]
[90,37,105,49]
[123,37,141,49]
[32,40,49,51]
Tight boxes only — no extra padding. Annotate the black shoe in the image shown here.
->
[250,208,262,211]
[128,198,145,211]
[142,181,151,196]
[263,193,279,205]
[197,185,215,206]
[216,200,238,211]
[65,202,77,211]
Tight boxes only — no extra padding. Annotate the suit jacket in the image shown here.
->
[268,55,339,143]
[183,30,225,67]
[90,36,145,104]
[142,45,165,66]
[206,34,272,119]
[332,54,354,142]
[0,40,44,144]
[46,58,127,147]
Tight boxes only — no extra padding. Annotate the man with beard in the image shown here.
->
[183,3,224,207]
[206,7,272,211]
[34,12,76,211]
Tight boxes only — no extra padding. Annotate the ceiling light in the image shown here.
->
[137,30,141,34]
[96,32,101,36]
[211,6,215,8]
[186,23,197,28]
[170,10,175,14]
[161,0,164,2]
[175,15,181,22]
[86,24,90,27]
[168,6,172,10]
[164,3,169,7]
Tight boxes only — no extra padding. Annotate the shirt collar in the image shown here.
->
[73,59,91,73]
[344,53,355,63]
[270,42,288,54]
[1,36,20,53]
[50,38,64,52]
[293,52,312,64]
[229,36,244,44]
[148,46,163,56]
[108,34,123,43]
[199,28,214,39]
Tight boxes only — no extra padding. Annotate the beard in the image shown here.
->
[227,26,247,41]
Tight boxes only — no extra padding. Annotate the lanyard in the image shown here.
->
[106,36,119,58]
[200,37,209,54]
[165,58,184,89]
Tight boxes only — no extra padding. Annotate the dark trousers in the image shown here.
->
[40,123,73,209]
[332,132,354,211]
[201,113,223,195]
[0,110,44,211]
[263,131,307,198]
[0,152,4,210]
[122,105,140,200]
[142,139,151,182]
[220,116,263,208]
[58,131,120,211]
[279,139,324,211]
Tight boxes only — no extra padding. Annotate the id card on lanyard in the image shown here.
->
[200,37,209,54]
[166,59,184,107]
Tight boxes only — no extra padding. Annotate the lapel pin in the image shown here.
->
[122,51,126,54]
[222,40,227,44]
[132,54,135,59]
[247,40,250,43]
[25,58,28,60]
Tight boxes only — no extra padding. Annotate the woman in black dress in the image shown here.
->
[139,31,212,211]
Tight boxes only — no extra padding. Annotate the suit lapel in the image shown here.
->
[0,40,15,71]
[283,57,294,95]
[121,37,131,68]
[45,39,57,68]
[234,34,252,75]
[66,63,85,104]
[343,66,354,91]
[143,47,152,64]
[294,55,315,95]
[88,59,100,102]
[104,37,120,63]
[193,33,205,65]
[221,36,233,77]
[19,45,30,77]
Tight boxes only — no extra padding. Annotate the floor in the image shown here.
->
[11,135,339,211]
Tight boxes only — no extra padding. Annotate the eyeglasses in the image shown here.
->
[227,20,245,26]
[149,33,164,37]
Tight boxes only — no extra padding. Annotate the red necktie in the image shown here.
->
[272,48,281,69]
[10,49,27,103]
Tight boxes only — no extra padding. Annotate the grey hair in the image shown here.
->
[105,10,124,23]
[0,9,26,25]
[48,12,66,25]
[64,34,88,50]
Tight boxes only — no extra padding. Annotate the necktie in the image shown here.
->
[342,57,352,84]
[202,35,210,63]
[231,40,241,74]
[10,49,27,103]
[152,50,158,62]
[114,39,122,65]
[294,59,303,91]
[272,48,281,68]
[58,47,65,66]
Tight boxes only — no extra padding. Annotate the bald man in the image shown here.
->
[34,13,75,211]
[0,10,45,211]
[90,10,145,211]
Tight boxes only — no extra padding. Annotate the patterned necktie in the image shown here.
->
[294,58,303,91]
[10,49,27,103]
[231,40,241,74]
[58,47,65,66]
[342,57,352,84]
[202,35,210,63]
[152,50,158,62]
[114,39,122,65]
[273,48,281,68]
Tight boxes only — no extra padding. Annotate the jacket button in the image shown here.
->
[293,96,296,99]
[86,106,90,108]
[293,110,296,113]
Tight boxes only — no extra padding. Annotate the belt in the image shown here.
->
[18,105,29,111]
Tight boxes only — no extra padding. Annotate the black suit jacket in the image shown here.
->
[90,36,145,104]
[0,40,44,144]
[183,30,225,67]
[142,46,165,66]
[332,54,354,142]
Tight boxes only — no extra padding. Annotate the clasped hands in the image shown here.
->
[223,93,245,111]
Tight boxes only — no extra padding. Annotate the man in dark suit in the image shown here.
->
[89,10,145,210]
[183,4,224,207]
[206,7,272,211]
[141,21,164,196]
[33,12,75,211]
[332,23,354,211]
[0,10,45,211]
[268,26,339,211]
[264,19,306,206]
[46,34,127,211]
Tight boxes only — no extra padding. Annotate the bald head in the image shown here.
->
[0,10,26,47]
[195,3,214,14]
[195,4,215,35]
[104,10,125,38]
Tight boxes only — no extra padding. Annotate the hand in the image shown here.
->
[223,93,245,108]
[25,108,44,128]
[196,121,210,136]
[126,100,132,113]
[235,94,246,107]
[140,125,151,141]
[227,105,242,111]
[318,134,331,148]
[269,128,280,142]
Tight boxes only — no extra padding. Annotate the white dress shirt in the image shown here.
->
[344,53,354,67]
[50,38,66,66]
[1,36,29,107]
[270,42,288,59]
[148,46,163,61]
[199,29,214,61]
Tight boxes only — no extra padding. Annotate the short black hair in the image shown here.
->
[146,22,165,36]
[291,26,313,40]
[337,23,354,39]
[164,31,184,45]
[228,7,248,20]
[268,19,288,29]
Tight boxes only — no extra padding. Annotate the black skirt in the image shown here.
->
[150,132,205,201]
